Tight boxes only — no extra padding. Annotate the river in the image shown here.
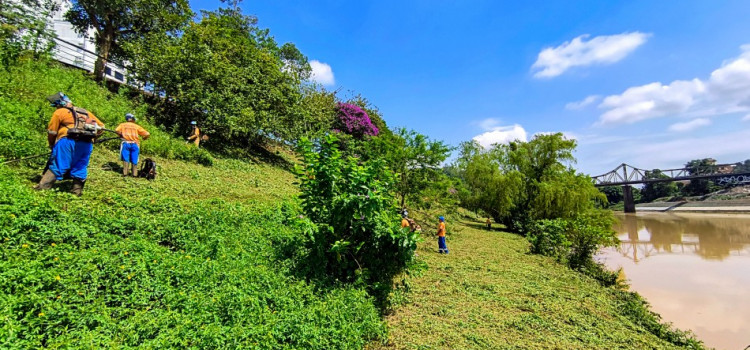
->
[597,212,750,350]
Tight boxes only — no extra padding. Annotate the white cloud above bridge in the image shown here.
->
[593,45,750,126]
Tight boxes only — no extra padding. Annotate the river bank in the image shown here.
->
[370,219,703,349]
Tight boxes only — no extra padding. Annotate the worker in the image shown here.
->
[401,213,410,229]
[437,216,449,254]
[35,92,104,196]
[115,113,150,177]
[187,121,201,147]
[486,217,492,230]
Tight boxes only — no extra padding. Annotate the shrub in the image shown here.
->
[528,210,618,269]
[295,134,418,308]
[333,102,379,139]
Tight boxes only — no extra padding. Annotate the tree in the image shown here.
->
[126,7,310,147]
[65,0,192,82]
[682,158,718,196]
[457,133,606,232]
[333,103,379,139]
[599,186,623,206]
[363,128,452,209]
[641,169,678,202]
[0,0,58,64]
[733,159,750,173]
[295,135,419,308]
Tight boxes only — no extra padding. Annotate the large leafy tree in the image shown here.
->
[457,133,605,232]
[363,128,452,209]
[126,7,310,147]
[599,186,623,205]
[65,0,192,82]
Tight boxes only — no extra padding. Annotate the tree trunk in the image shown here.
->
[94,26,115,83]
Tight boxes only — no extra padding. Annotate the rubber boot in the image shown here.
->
[34,170,57,190]
[71,179,85,197]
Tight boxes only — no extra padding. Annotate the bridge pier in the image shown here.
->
[623,185,636,213]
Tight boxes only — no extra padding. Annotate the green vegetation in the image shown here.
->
[0,59,213,166]
[295,136,420,309]
[2,1,709,347]
[0,59,393,348]
[65,0,192,82]
[371,218,703,350]
[454,134,614,269]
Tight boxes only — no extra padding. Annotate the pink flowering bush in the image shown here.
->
[334,103,379,139]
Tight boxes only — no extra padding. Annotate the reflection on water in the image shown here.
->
[598,213,750,350]
[613,213,750,262]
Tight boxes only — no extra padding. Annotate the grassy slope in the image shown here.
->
[1,60,387,349]
[371,219,697,350]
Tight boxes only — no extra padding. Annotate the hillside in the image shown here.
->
[0,61,387,348]
[0,61,704,349]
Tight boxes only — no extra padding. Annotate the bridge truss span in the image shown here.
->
[591,163,749,187]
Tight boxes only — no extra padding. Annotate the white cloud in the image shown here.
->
[597,45,750,125]
[565,95,601,110]
[668,118,711,132]
[309,60,335,86]
[598,80,705,125]
[472,124,527,148]
[532,32,650,78]
[742,114,750,121]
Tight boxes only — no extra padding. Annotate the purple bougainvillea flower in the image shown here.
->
[333,103,379,139]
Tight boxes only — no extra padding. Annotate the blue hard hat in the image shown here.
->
[439,216,445,221]
[48,92,71,107]
[190,121,197,125]
[125,113,136,121]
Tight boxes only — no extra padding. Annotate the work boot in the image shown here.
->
[34,170,57,190]
[71,179,85,197]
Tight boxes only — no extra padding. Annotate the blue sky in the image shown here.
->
[193,0,750,175]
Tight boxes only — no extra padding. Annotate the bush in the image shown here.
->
[295,134,419,308]
[333,103,379,139]
[528,219,571,261]
[528,210,618,269]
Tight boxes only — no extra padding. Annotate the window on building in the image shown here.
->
[115,71,124,81]
[104,67,112,76]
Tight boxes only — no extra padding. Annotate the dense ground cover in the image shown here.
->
[0,60,388,348]
[0,146,393,348]
[371,218,704,350]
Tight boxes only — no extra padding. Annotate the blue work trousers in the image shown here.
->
[49,137,94,181]
[438,236,448,253]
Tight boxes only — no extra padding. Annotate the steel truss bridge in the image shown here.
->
[590,163,750,212]
[591,163,750,187]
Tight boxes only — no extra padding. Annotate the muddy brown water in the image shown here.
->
[597,212,750,350]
